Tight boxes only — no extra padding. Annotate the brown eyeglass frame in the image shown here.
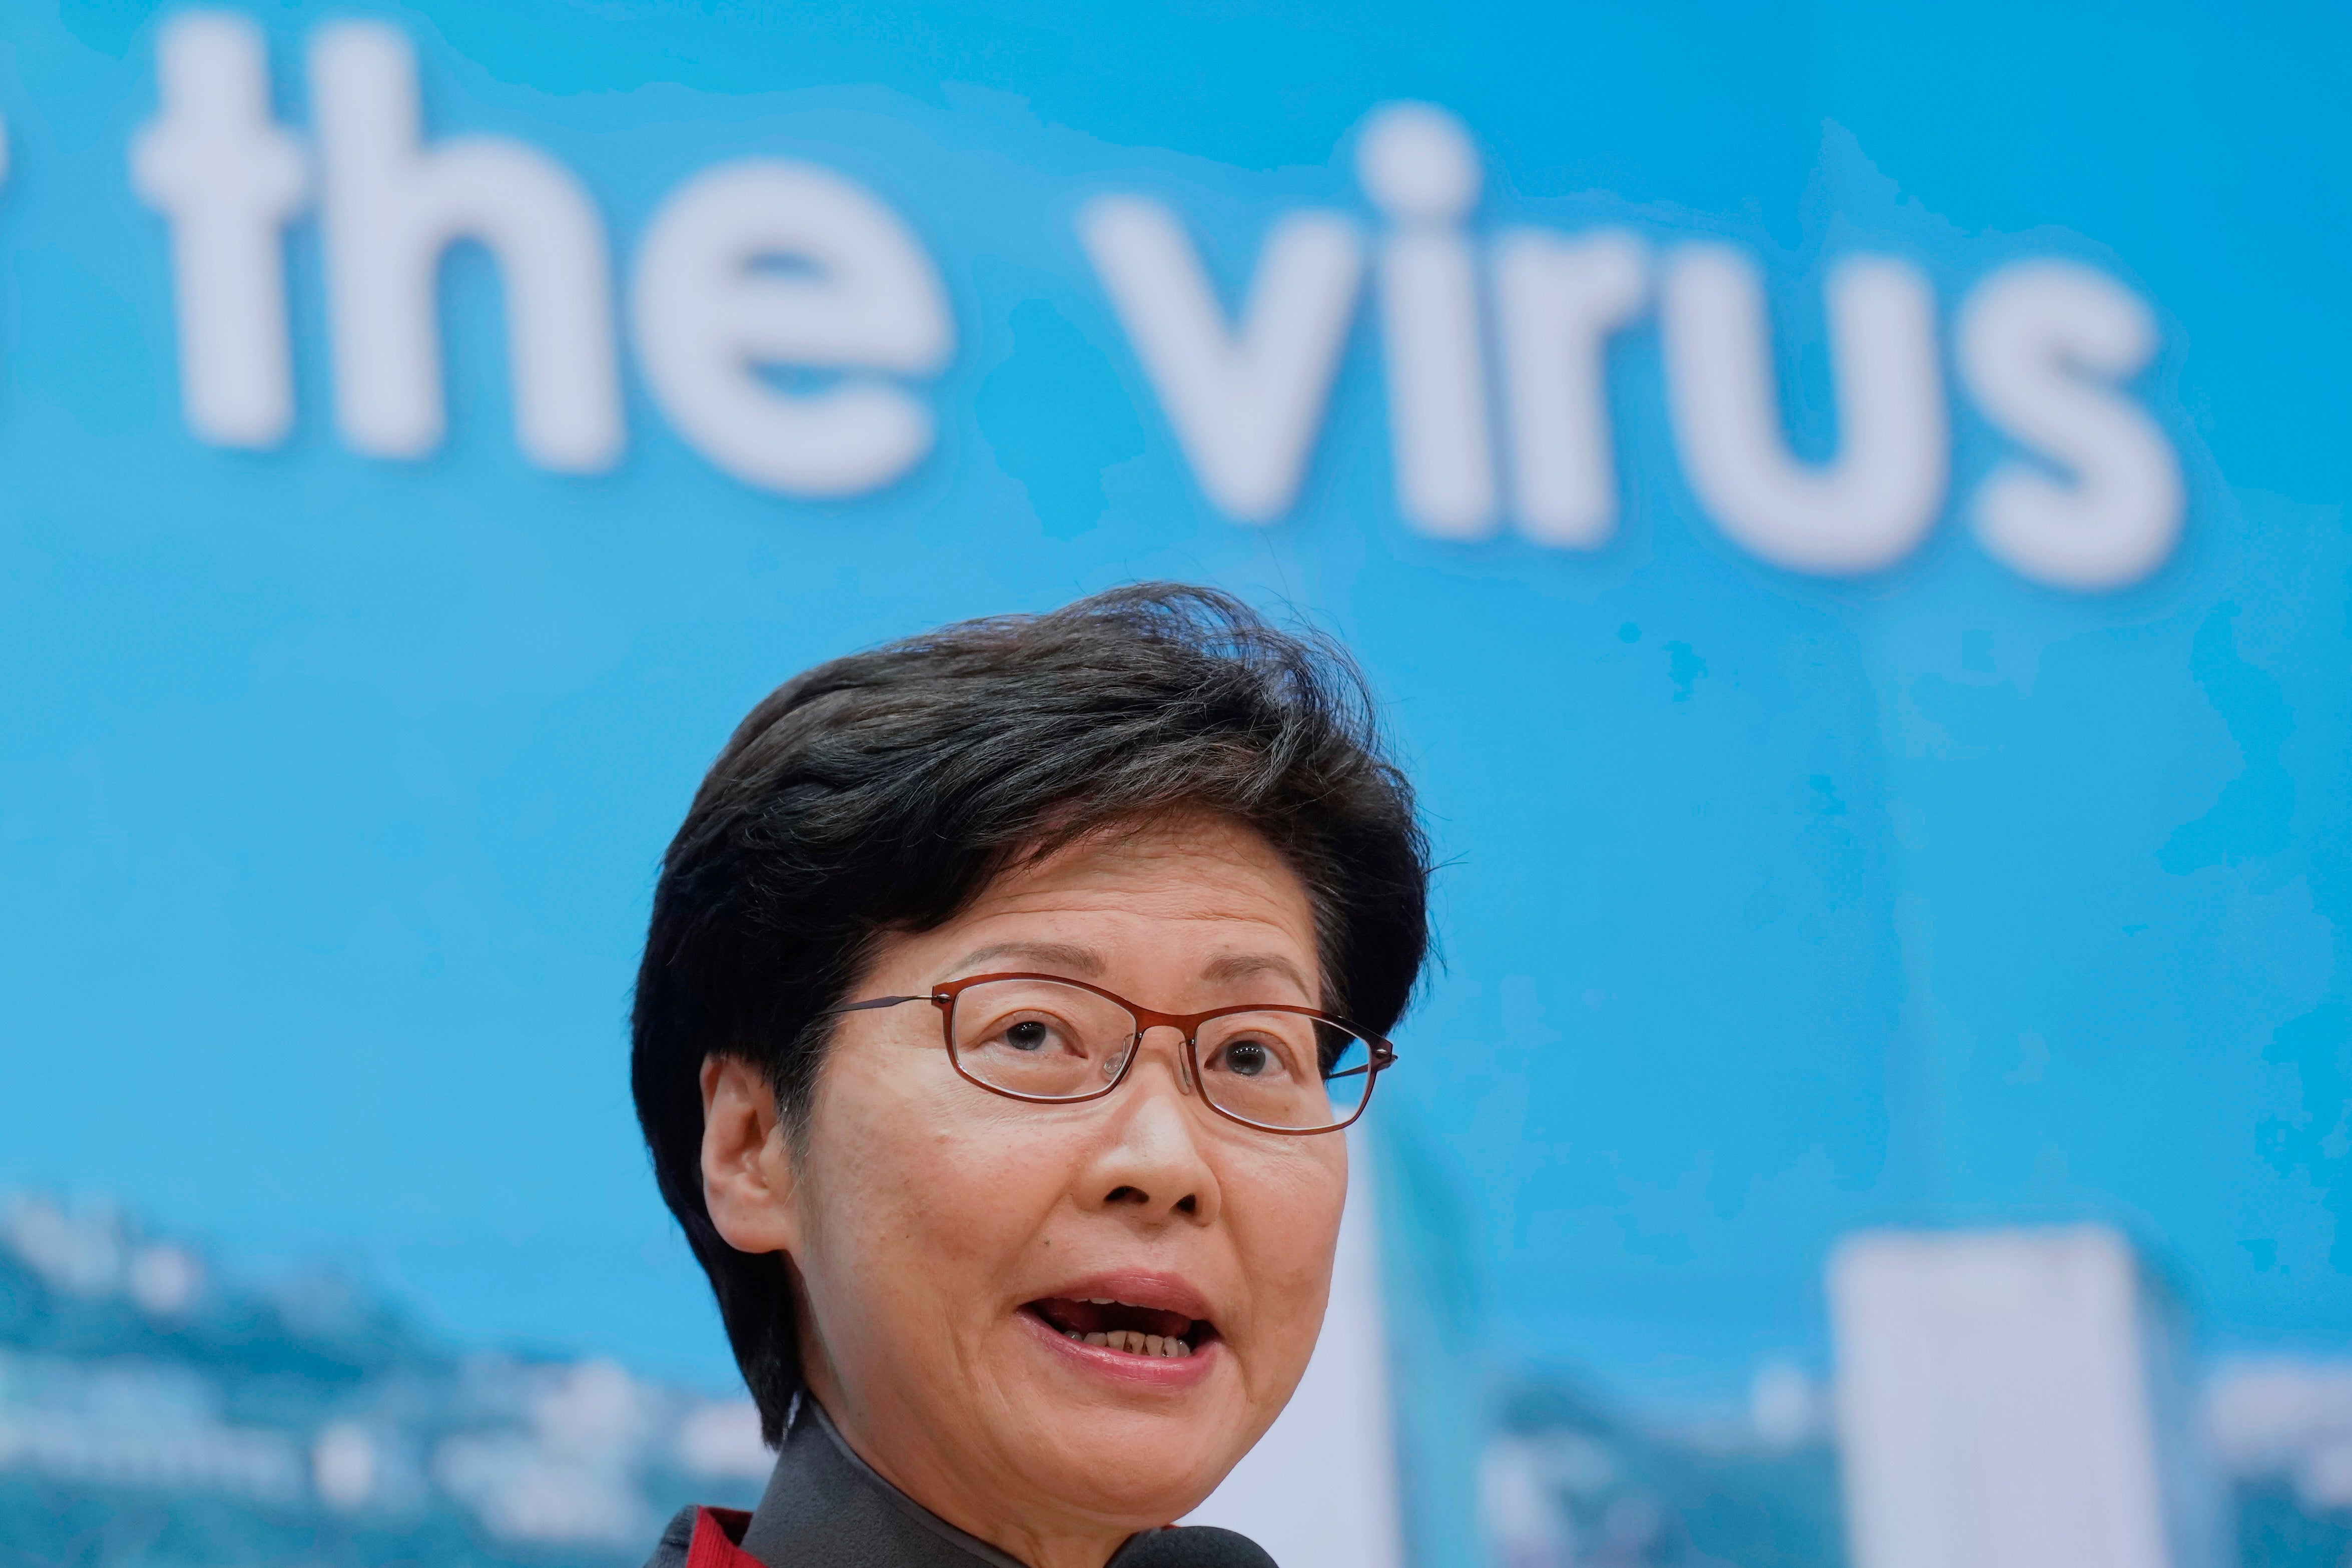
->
[824,971,1397,1136]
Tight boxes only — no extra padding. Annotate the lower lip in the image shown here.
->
[1017,1308,1221,1391]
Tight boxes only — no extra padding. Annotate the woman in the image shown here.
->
[631,585,1431,1568]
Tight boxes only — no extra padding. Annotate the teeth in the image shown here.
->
[1087,1297,1114,1305]
[1059,1323,1194,1356]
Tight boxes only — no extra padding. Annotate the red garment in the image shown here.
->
[685,1507,761,1568]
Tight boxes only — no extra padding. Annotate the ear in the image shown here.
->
[700,1056,801,1256]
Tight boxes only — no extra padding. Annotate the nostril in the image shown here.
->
[1175,1194,1197,1214]
[1106,1185,1147,1205]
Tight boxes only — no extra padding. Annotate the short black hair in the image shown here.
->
[630,583,1431,1441]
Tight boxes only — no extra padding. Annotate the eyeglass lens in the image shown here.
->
[946,977,1374,1132]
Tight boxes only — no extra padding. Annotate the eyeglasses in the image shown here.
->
[826,972,1396,1136]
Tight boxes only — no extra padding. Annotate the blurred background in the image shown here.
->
[2,2,2348,1565]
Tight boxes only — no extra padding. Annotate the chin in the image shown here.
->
[973,1301,1292,1523]
[1036,1434,1234,1523]
[1009,1396,1251,1523]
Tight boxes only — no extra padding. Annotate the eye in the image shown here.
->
[971,1009,1088,1058]
[1213,1038,1276,1078]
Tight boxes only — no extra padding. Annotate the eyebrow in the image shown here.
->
[1201,951,1314,998]
[945,940,1106,978]
[943,942,1315,1001]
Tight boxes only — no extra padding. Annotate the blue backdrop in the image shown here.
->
[1,2,2346,1562]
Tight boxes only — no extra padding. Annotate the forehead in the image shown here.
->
[910,811,1322,995]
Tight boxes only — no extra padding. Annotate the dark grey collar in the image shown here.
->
[643,1393,1262,1568]
[738,1394,1031,1568]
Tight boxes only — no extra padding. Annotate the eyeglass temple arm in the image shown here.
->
[1323,1042,1399,1082]
[818,994,938,1017]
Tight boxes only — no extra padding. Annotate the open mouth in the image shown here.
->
[1025,1297,1215,1359]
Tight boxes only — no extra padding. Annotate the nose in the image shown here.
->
[1082,1030,1221,1225]
[1133,1022,1197,1096]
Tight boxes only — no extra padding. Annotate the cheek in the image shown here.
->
[799,1059,1079,1322]
[1225,1148,1348,1343]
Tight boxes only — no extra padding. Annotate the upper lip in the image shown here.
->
[1027,1270,1217,1324]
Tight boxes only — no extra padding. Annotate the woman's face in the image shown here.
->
[701,810,1348,1561]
